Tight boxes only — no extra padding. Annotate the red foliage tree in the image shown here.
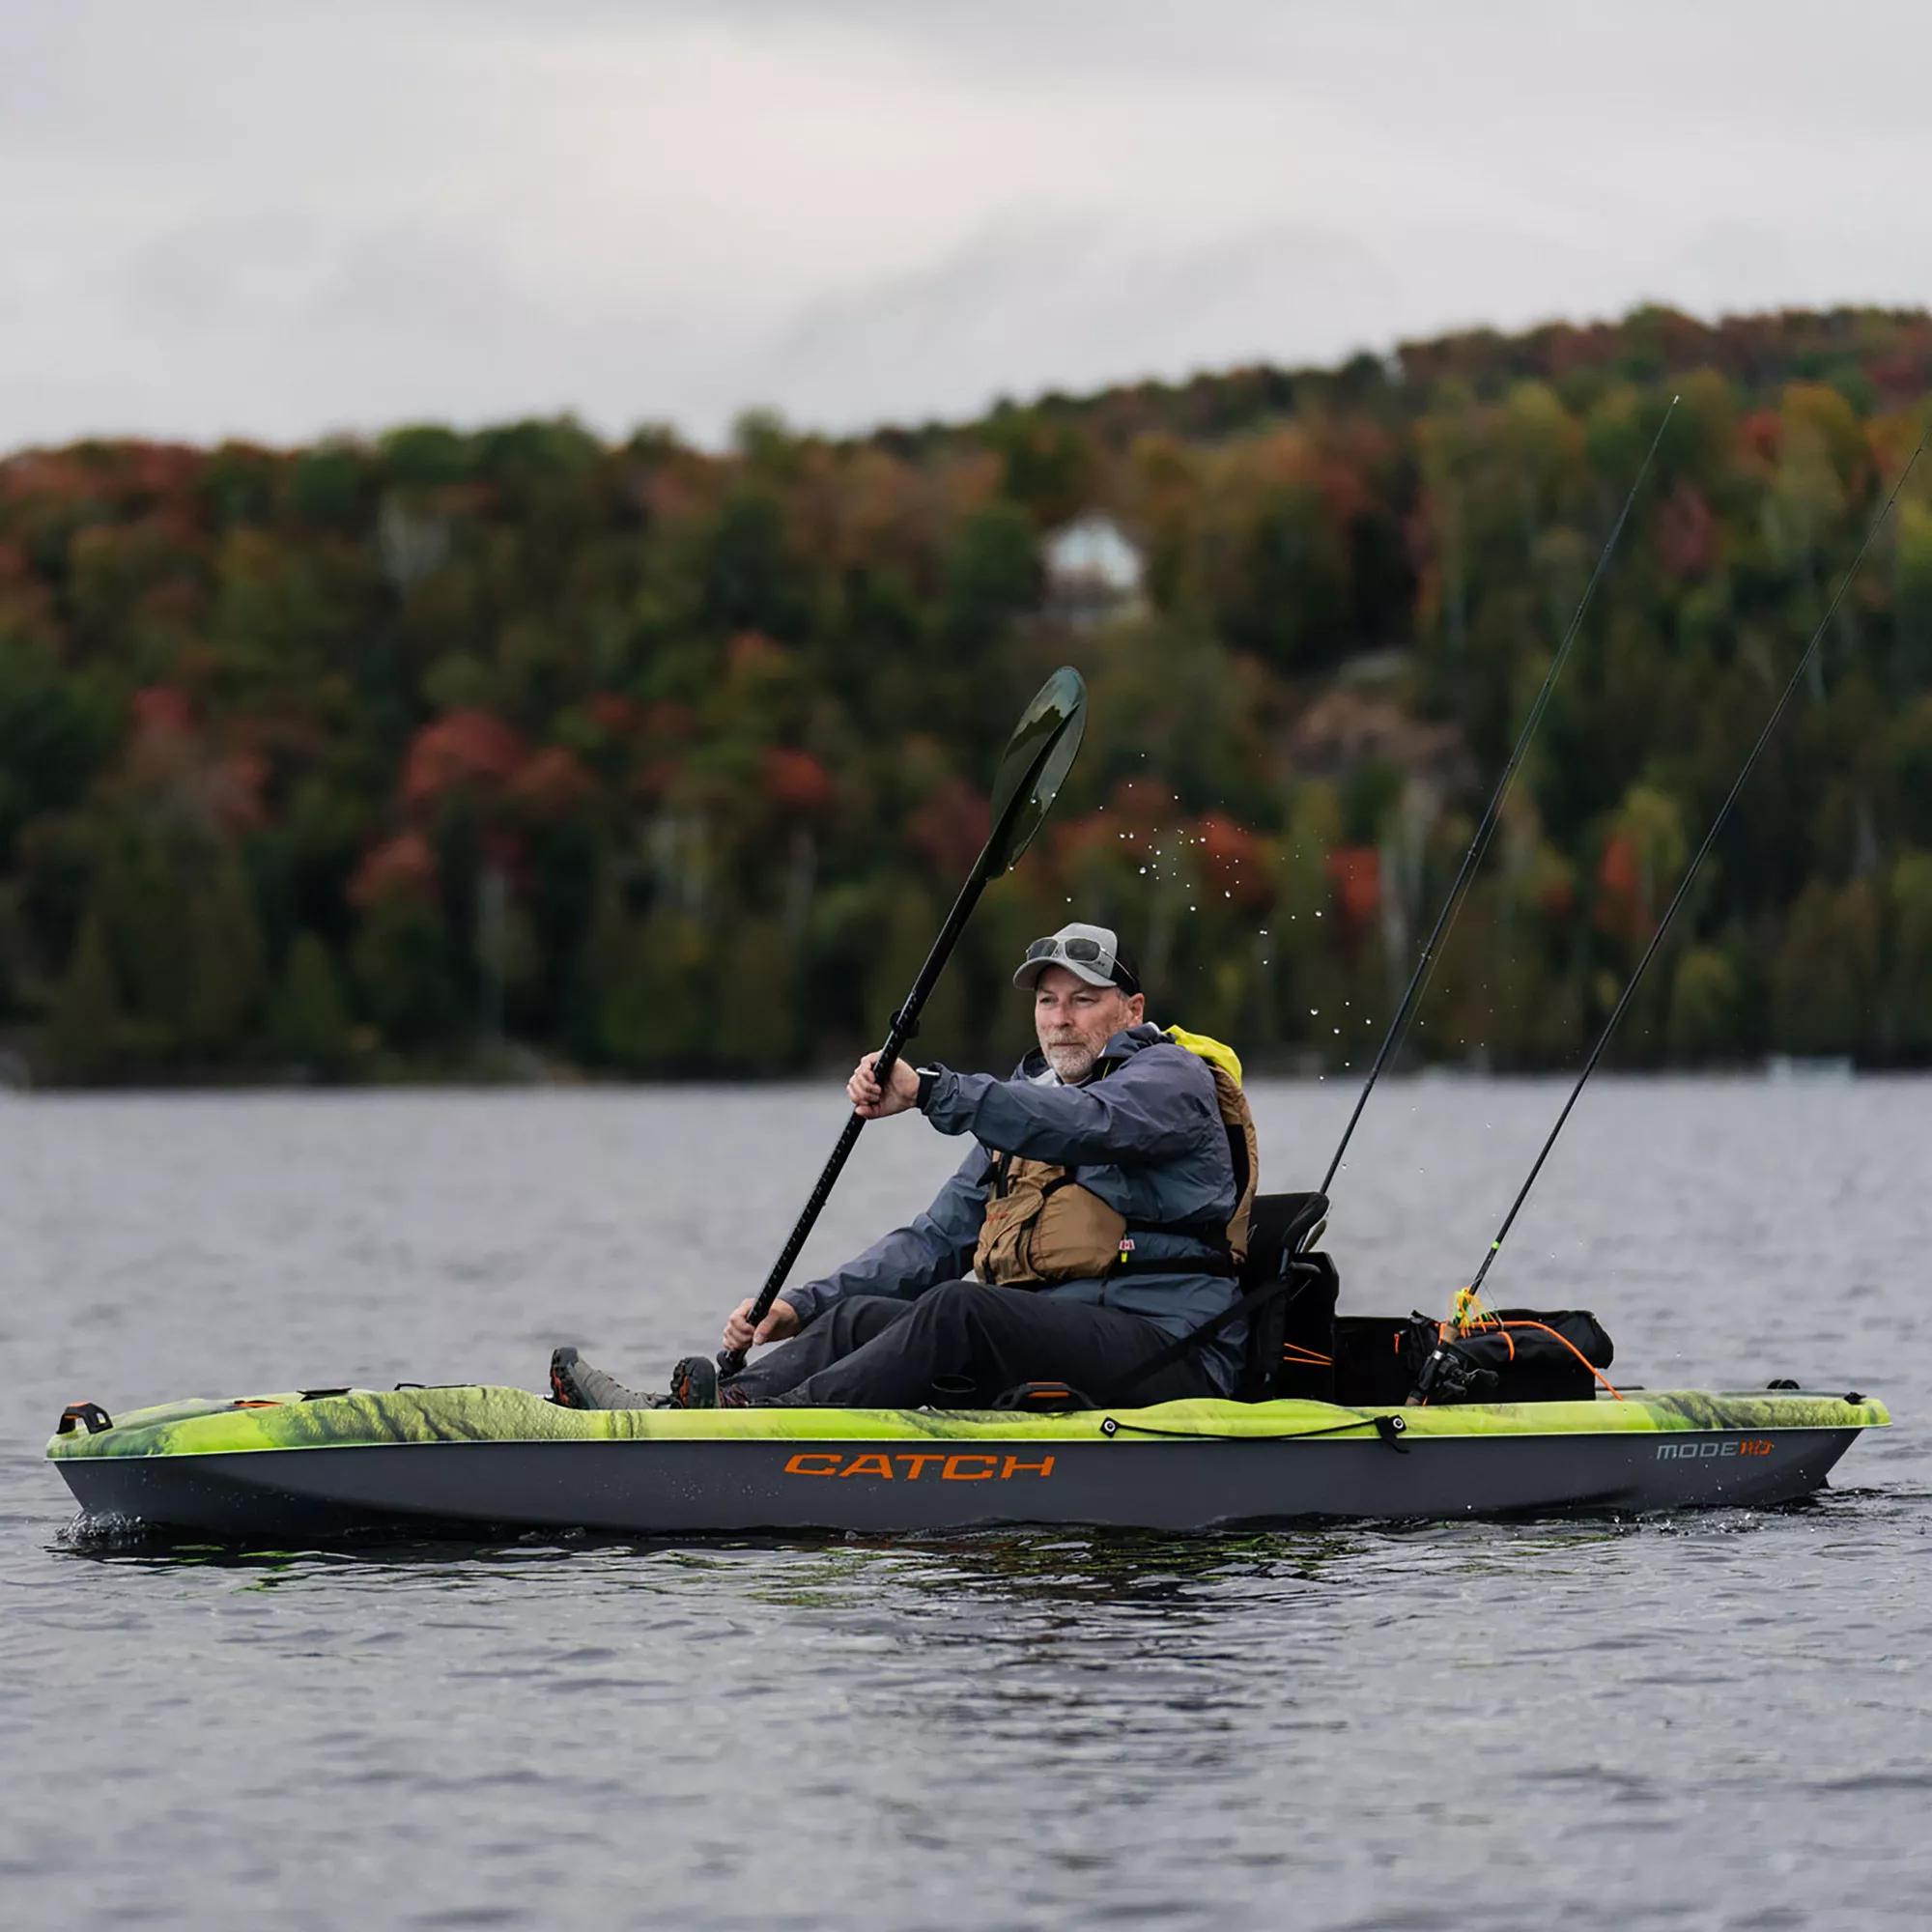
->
[1739,410,1781,465]
[131,685,196,738]
[401,709,528,810]
[761,747,834,814]
[1325,845,1380,939]
[1655,484,1718,582]
[588,693,643,736]
[727,630,782,676]
[348,831,439,908]
[1196,812,1272,911]
[907,779,990,875]
[508,746,599,822]
[640,699,697,743]
[1596,832,1641,942]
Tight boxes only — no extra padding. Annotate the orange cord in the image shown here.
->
[1453,1314,1615,1406]
[1492,1319,1624,1401]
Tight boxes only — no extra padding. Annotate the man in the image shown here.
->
[550,921,1258,1411]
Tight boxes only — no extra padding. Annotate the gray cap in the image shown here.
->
[1012,922,1142,994]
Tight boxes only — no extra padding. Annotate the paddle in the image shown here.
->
[717,666,1088,1376]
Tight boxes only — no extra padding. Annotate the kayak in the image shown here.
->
[46,1383,1887,1539]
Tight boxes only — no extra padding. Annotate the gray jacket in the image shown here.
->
[785,1023,1245,1394]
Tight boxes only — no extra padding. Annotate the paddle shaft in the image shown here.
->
[713,668,1083,1378]
[717,812,1011,1376]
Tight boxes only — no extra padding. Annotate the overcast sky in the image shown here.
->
[5,0,1930,452]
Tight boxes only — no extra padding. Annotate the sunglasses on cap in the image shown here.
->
[1021,934,1140,994]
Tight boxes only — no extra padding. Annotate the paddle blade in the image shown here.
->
[984,667,1087,873]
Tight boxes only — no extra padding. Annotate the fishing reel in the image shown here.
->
[1407,1345,1499,1406]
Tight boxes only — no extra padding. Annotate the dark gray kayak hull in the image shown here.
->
[50,1391,1882,1540]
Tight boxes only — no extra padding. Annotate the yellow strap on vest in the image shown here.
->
[1162,1025,1244,1087]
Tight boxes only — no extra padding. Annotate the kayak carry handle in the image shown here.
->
[56,1401,114,1435]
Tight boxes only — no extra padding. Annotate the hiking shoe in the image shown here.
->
[549,1346,660,1411]
[668,1354,720,1408]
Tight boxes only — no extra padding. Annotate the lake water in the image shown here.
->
[3,1076,1927,1930]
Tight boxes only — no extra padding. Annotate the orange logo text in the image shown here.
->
[782,1451,1056,1482]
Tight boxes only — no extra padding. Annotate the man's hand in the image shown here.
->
[848,1052,920,1120]
[722,1296,799,1353]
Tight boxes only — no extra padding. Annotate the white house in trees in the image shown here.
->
[1042,512,1146,626]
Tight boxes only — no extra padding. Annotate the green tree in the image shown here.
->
[599,910,711,1072]
[938,502,1038,655]
[0,640,118,858]
[703,489,798,638]
[1771,880,1880,1056]
[91,838,194,1060]
[979,408,1096,526]
[710,915,801,1072]
[1896,498,1932,688]
[352,896,458,1052]
[45,904,125,1083]
[1885,852,1932,1058]
[184,852,268,1058]
[269,930,354,1074]
[1667,945,1742,1061]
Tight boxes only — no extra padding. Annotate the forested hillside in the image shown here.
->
[2,304,1929,1085]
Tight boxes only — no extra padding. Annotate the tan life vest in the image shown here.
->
[973,1027,1261,1287]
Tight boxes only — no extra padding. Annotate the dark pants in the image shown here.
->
[726,1281,1220,1408]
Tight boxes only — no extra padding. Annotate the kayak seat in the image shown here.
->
[1245,1191,1328,1274]
[1237,1192,1339,1403]
[1087,1192,1338,1407]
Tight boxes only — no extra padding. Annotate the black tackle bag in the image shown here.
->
[1403,1309,1614,1404]
[1334,1309,1614,1405]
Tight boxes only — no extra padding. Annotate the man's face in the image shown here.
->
[1033,966,1144,1082]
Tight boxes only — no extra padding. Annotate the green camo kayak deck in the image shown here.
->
[46,1384,1889,1539]
[48,1383,1890,1455]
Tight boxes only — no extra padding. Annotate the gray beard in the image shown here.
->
[1042,1042,1095,1082]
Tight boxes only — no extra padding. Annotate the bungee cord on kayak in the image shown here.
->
[1318,396,1681,1199]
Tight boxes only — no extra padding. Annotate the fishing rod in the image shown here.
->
[1318,396,1680,1196]
[1460,422,1930,1303]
